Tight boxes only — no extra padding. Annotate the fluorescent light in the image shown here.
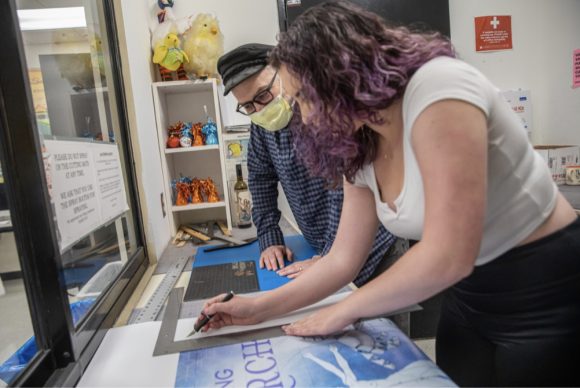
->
[17,7,87,31]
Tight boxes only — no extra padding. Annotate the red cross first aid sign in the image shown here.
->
[475,16,513,52]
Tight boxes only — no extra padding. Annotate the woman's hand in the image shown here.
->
[196,293,263,332]
[282,302,357,336]
[276,255,321,279]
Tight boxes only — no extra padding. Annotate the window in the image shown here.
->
[0,0,146,385]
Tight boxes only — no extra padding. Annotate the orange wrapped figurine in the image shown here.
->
[167,121,184,148]
[192,122,205,146]
[175,182,190,206]
[201,177,220,202]
[190,179,204,203]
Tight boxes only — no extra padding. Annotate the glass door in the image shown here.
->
[17,0,140,326]
[0,0,147,385]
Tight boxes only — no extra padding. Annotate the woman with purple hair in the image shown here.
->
[198,2,580,385]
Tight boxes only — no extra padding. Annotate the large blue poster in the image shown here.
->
[175,318,454,387]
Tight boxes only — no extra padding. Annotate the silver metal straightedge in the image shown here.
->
[153,287,285,357]
[132,255,189,324]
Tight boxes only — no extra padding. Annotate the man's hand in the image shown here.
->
[276,255,321,279]
[259,245,294,270]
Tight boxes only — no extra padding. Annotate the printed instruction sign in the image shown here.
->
[501,89,532,139]
[475,15,512,52]
[573,49,580,88]
[44,139,129,252]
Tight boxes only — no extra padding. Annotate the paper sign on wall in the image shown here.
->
[44,139,129,252]
[475,15,512,52]
[573,49,580,88]
[501,89,532,139]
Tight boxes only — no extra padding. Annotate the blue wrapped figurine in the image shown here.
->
[202,105,219,145]
[180,121,193,147]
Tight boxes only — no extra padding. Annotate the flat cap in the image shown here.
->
[217,43,274,96]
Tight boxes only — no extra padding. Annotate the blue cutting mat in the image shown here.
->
[193,235,317,291]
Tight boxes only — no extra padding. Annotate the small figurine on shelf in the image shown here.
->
[179,121,193,147]
[167,121,184,148]
[152,33,189,81]
[168,121,183,136]
[201,105,219,145]
[190,178,204,203]
[201,177,220,202]
[167,134,180,148]
[175,181,190,206]
[192,122,205,146]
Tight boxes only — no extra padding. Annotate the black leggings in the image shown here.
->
[436,217,580,387]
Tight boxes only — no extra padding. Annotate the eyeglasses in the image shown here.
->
[236,71,278,116]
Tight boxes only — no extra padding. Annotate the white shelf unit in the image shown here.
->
[164,144,219,154]
[171,201,227,212]
[152,79,232,236]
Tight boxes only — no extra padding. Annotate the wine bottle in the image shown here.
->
[234,164,252,228]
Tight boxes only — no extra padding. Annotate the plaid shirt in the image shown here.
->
[247,124,396,286]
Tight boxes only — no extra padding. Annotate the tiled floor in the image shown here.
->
[0,279,34,367]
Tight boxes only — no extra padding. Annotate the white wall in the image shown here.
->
[118,1,580,254]
[449,0,580,145]
[165,0,279,50]
[163,0,279,129]
[117,0,170,260]
[116,0,283,257]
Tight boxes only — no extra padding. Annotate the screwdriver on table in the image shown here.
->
[188,291,235,337]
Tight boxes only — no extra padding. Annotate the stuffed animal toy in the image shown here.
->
[149,0,191,81]
[182,14,224,79]
[54,32,108,92]
[150,0,191,47]
[153,33,189,81]
[156,0,174,23]
[150,1,178,49]
[54,54,95,92]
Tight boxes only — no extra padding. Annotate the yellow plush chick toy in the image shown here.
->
[54,53,95,92]
[182,14,224,79]
[153,32,189,81]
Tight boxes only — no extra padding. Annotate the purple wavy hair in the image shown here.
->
[270,0,455,186]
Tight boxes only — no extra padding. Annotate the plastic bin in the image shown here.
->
[0,298,95,385]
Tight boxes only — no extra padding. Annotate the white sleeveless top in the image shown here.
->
[353,57,557,265]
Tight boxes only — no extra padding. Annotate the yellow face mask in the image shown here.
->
[250,81,294,132]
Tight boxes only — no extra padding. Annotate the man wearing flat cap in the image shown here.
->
[218,43,402,286]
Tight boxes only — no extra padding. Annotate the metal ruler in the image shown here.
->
[132,255,189,324]
[153,287,285,357]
